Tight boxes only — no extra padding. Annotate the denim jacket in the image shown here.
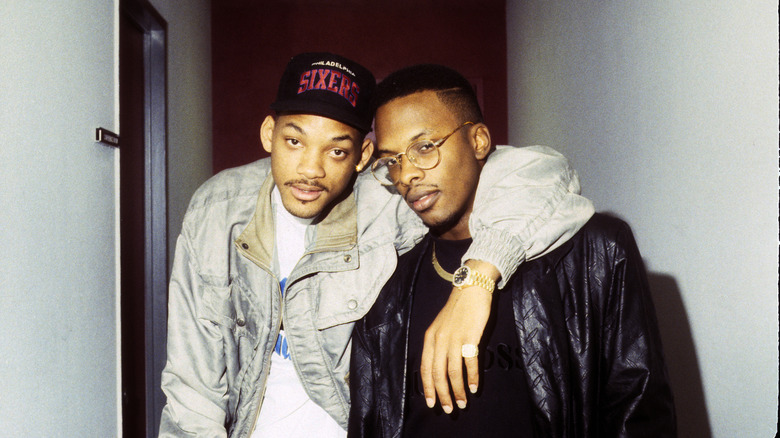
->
[158,145,595,437]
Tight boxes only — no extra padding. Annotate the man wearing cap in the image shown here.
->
[158,53,593,437]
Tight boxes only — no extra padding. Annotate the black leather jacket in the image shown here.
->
[349,214,676,437]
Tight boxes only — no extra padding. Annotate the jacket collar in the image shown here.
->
[235,174,358,271]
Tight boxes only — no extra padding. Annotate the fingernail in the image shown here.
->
[456,400,467,409]
[425,398,434,408]
[469,384,478,394]
[443,404,453,414]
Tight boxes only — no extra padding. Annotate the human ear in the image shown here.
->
[260,115,276,153]
[471,123,492,160]
[355,137,374,172]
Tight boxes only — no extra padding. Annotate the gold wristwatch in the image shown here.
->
[452,265,495,294]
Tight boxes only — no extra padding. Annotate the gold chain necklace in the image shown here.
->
[431,242,454,282]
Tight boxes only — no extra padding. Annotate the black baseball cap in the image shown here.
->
[270,52,376,133]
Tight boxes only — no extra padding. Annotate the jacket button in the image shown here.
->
[347,299,358,310]
[236,318,246,327]
[343,254,352,263]
[241,243,249,250]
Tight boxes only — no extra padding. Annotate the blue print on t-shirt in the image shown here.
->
[274,277,291,359]
[274,334,290,359]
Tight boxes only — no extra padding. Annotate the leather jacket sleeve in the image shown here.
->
[348,317,378,438]
[519,215,676,437]
[596,220,676,437]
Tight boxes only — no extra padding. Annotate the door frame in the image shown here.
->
[120,1,168,435]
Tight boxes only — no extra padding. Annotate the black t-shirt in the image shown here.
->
[402,236,535,437]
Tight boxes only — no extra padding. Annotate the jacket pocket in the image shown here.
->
[199,283,260,380]
[313,244,398,330]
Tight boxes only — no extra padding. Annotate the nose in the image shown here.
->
[396,154,424,187]
[297,149,326,179]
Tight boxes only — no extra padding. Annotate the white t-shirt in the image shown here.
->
[251,187,346,437]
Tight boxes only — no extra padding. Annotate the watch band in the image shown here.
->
[453,265,495,294]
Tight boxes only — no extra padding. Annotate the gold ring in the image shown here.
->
[461,344,478,358]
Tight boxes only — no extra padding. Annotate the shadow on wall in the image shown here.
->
[647,272,713,438]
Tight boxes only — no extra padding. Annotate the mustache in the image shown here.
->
[403,183,438,202]
[284,179,327,191]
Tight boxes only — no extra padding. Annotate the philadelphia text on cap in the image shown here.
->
[311,60,355,76]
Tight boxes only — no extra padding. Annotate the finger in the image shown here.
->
[447,344,468,410]
[432,338,453,414]
[464,354,480,395]
[420,328,437,409]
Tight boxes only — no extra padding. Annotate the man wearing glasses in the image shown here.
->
[158,53,594,437]
[349,64,676,437]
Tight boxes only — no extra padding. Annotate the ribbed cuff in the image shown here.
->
[462,227,527,290]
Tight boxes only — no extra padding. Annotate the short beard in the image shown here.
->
[425,206,469,238]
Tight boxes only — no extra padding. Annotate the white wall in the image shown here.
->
[0,1,212,435]
[147,0,213,265]
[0,1,119,436]
[507,1,778,437]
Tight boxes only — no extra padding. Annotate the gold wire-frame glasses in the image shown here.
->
[371,121,474,186]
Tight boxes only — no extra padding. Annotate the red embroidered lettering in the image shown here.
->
[348,82,360,107]
[298,67,359,107]
[308,69,317,90]
[314,69,329,89]
[327,71,341,92]
[298,71,311,93]
[338,75,352,99]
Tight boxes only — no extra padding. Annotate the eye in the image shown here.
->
[386,157,399,167]
[414,141,437,155]
[329,148,349,159]
[286,137,301,147]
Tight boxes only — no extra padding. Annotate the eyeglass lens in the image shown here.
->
[373,140,439,185]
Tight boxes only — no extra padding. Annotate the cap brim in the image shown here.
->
[270,99,371,133]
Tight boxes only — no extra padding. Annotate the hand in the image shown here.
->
[420,260,499,413]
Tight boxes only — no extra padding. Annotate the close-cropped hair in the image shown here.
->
[372,64,484,124]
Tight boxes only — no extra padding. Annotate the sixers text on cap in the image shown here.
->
[297,68,360,108]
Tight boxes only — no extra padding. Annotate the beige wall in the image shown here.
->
[507,1,778,436]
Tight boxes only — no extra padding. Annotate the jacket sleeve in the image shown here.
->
[158,230,229,438]
[464,145,595,288]
[601,221,677,437]
[348,319,377,438]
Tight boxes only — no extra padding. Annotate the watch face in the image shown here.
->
[453,266,470,285]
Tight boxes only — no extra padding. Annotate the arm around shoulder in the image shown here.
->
[465,145,595,287]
